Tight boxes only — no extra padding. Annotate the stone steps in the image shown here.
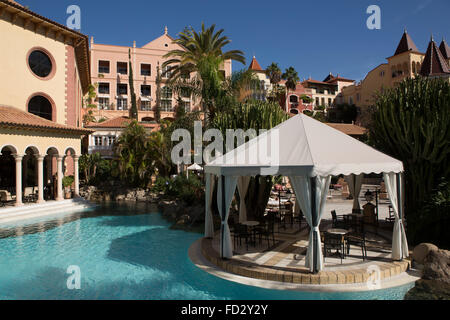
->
[0,198,93,225]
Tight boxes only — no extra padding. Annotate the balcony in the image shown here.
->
[88,146,114,158]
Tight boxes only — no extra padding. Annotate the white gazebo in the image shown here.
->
[204,114,409,274]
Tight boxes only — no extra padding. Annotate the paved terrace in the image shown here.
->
[200,194,411,286]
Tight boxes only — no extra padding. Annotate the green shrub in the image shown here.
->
[408,179,450,249]
[152,174,205,205]
[62,176,74,188]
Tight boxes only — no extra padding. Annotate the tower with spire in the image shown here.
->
[419,35,450,79]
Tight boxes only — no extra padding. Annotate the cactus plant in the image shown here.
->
[369,77,450,244]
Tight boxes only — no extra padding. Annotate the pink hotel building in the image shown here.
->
[89,27,232,122]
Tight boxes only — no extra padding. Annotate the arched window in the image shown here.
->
[28,95,53,120]
[290,95,299,103]
[28,50,53,78]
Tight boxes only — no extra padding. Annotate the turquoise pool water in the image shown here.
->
[0,202,414,300]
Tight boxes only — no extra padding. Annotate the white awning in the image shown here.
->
[205,114,403,177]
[187,163,203,171]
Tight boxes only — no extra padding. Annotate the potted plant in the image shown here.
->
[62,176,75,199]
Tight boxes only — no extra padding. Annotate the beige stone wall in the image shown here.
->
[0,14,67,125]
[341,52,425,109]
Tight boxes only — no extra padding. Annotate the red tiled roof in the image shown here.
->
[439,39,450,60]
[394,30,419,56]
[85,116,159,130]
[420,38,450,77]
[248,56,263,71]
[325,123,366,136]
[0,105,92,134]
[326,76,355,83]
[303,79,338,86]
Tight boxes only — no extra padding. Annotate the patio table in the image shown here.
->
[327,228,349,235]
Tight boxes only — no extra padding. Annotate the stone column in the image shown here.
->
[74,155,80,198]
[56,155,64,201]
[36,155,45,204]
[14,154,24,207]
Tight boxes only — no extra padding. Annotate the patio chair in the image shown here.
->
[233,224,253,251]
[23,187,35,203]
[386,205,395,223]
[331,210,346,229]
[323,232,345,264]
[345,220,367,260]
[254,220,275,248]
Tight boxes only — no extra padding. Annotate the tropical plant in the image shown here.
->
[162,23,246,120]
[147,129,174,178]
[82,83,98,125]
[224,69,260,102]
[114,120,151,187]
[300,94,313,104]
[266,62,282,87]
[368,77,450,245]
[79,153,102,184]
[211,99,290,220]
[266,62,282,102]
[211,99,289,137]
[128,49,138,120]
[282,67,300,111]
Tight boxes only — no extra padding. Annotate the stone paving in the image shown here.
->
[202,195,410,285]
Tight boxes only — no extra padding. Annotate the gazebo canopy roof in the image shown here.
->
[205,114,403,177]
[187,163,203,171]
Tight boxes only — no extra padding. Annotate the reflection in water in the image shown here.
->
[0,201,158,240]
[0,202,413,300]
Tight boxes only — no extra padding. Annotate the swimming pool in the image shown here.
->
[0,202,413,300]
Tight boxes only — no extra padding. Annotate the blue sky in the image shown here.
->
[19,0,450,81]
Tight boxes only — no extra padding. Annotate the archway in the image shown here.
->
[0,145,17,204]
[63,147,78,199]
[23,146,40,203]
[45,147,59,201]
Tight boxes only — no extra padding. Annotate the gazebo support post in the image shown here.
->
[396,172,404,261]
[310,177,319,274]
[220,175,226,260]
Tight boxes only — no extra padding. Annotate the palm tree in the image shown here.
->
[162,23,246,119]
[224,69,259,102]
[114,120,151,187]
[282,67,300,112]
[147,130,174,177]
[265,63,282,101]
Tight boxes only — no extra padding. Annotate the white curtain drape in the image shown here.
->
[345,174,364,212]
[217,175,238,259]
[290,175,332,272]
[204,174,216,238]
[237,176,251,223]
[384,172,409,260]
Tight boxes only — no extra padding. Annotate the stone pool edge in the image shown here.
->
[188,238,421,293]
